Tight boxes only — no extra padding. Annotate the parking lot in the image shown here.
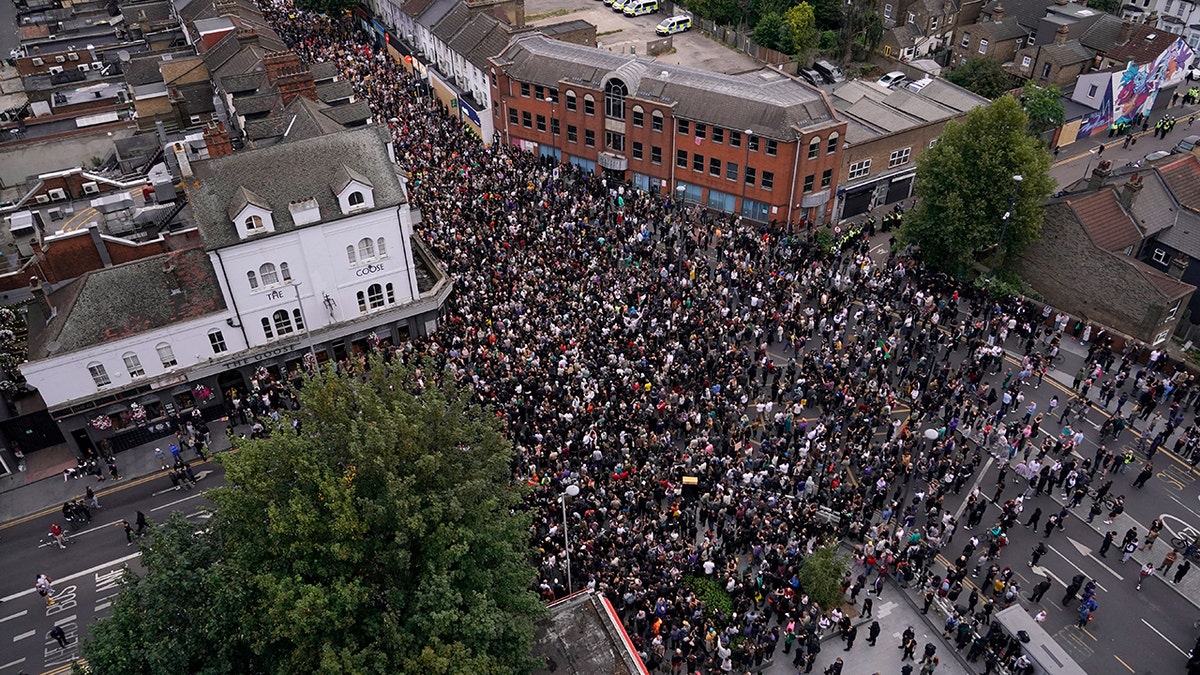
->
[524,0,763,74]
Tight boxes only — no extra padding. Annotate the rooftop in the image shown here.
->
[1105,23,1182,64]
[531,591,645,675]
[1066,188,1141,253]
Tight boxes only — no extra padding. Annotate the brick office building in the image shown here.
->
[488,35,847,225]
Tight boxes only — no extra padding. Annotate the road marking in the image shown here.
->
[1113,655,1136,672]
[11,630,34,642]
[0,610,27,624]
[1030,565,1066,587]
[1141,619,1189,656]
[0,552,140,603]
[1169,494,1200,522]
[1066,536,1125,580]
[94,601,111,612]
[150,491,208,512]
[0,657,26,671]
[52,614,77,627]
[1047,543,1113,587]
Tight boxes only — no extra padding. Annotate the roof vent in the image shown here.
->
[1146,33,1157,40]
[660,70,669,77]
[289,197,321,226]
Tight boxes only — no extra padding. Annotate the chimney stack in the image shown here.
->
[172,141,192,178]
[1055,24,1070,45]
[263,50,317,106]
[1118,17,1135,44]
[203,121,233,158]
[28,276,56,324]
[992,3,1005,20]
[1088,159,1113,191]
[1119,172,1144,209]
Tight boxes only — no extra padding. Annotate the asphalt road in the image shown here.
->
[0,464,224,674]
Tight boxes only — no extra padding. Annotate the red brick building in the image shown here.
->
[489,35,847,224]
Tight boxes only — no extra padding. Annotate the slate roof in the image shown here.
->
[1079,14,1126,52]
[320,100,372,125]
[316,80,354,103]
[1041,40,1093,66]
[888,23,925,46]
[467,22,517,71]
[188,125,405,250]
[28,248,227,359]
[433,3,471,42]
[493,36,839,140]
[333,164,373,192]
[234,91,283,115]
[242,95,353,143]
[1158,155,1200,212]
[309,60,339,83]
[449,14,499,66]
[227,185,270,219]
[1067,188,1141,253]
[220,71,267,94]
[976,18,1030,41]
[125,54,172,86]
[417,0,459,30]
[981,0,1055,31]
[1105,23,1180,64]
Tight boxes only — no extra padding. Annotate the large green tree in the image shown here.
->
[899,96,1055,274]
[947,58,1018,99]
[754,12,796,54]
[1022,81,1065,133]
[81,360,543,675]
[784,2,819,53]
[838,0,884,63]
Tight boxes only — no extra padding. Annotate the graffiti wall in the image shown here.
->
[1076,37,1196,139]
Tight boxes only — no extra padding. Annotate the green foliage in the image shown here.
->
[899,96,1055,275]
[947,58,1018,99]
[818,30,839,50]
[293,0,357,13]
[684,575,734,618]
[754,12,795,54]
[1022,81,1065,133]
[814,229,834,255]
[0,306,28,394]
[973,268,1042,301]
[838,0,884,62]
[1086,0,1120,12]
[797,545,851,610]
[811,0,843,30]
[784,2,819,52]
[81,360,543,675]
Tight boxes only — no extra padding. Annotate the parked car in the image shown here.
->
[877,71,907,88]
[812,60,845,84]
[1172,134,1200,154]
[655,15,692,35]
[799,68,823,87]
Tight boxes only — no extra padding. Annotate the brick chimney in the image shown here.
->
[1118,17,1135,44]
[992,3,1004,20]
[1055,24,1070,45]
[203,120,233,158]
[1088,159,1113,191]
[1145,10,1158,25]
[235,28,259,47]
[28,276,56,325]
[263,50,317,106]
[1119,172,1144,209]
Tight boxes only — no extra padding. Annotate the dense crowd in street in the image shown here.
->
[237,4,1200,673]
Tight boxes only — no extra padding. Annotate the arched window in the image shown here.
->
[357,291,367,313]
[808,137,821,160]
[88,362,110,387]
[272,309,294,335]
[651,110,664,132]
[292,308,304,330]
[367,283,384,309]
[156,342,177,368]
[261,317,274,339]
[245,215,263,231]
[827,133,839,155]
[347,245,357,266]
[583,94,595,116]
[348,191,365,206]
[259,263,278,286]
[565,89,577,112]
[247,270,258,289]
[604,79,628,120]
[358,237,375,260]
[123,352,144,378]
[385,283,395,304]
[376,237,387,258]
[280,262,291,281]
[631,105,645,127]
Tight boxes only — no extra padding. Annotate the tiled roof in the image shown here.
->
[242,95,353,144]
[450,14,499,66]
[1068,188,1141,253]
[1041,41,1093,66]
[1158,155,1200,212]
[977,18,1029,41]
[432,3,471,42]
[467,22,517,71]
[1105,23,1180,64]
[187,125,405,250]
[309,61,339,83]
[1080,14,1125,51]
[316,80,354,103]
[28,248,227,359]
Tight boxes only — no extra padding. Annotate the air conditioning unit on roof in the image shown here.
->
[48,188,67,201]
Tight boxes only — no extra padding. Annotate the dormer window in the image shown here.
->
[332,165,375,215]
[349,191,365,207]
[246,215,264,231]
[228,186,274,239]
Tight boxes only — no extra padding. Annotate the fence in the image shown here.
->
[660,2,798,71]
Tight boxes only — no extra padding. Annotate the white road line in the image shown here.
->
[53,614,76,627]
[150,491,207,512]
[11,630,34,642]
[1046,543,1114,588]
[0,657,27,671]
[1141,618,1189,656]
[94,601,111,612]
[0,552,141,603]
[0,610,27,624]
[36,519,126,548]
[1168,494,1200,522]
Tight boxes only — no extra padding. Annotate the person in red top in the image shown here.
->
[48,522,68,549]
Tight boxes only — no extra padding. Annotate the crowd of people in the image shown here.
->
[224,3,1200,672]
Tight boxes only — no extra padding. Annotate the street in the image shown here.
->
[0,465,223,674]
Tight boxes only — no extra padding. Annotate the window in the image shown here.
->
[748,135,759,152]
[695,123,707,139]
[709,157,722,176]
[1166,0,1173,11]
[729,130,742,148]
[292,308,304,330]
[712,127,724,144]
[605,79,628,120]
[247,271,259,289]
[633,141,644,160]
[745,167,757,185]
[884,2,892,18]
[1041,62,1052,78]
[520,83,530,97]
[726,161,739,181]
[124,352,144,378]
[280,262,291,282]
[386,283,396,304]
[1022,56,1032,69]
[261,317,274,339]
[551,118,560,136]
[260,263,279,286]
[346,245,356,265]
[632,106,644,127]
[849,159,872,179]
[804,174,815,192]
[678,120,691,135]
[889,147,912,168]
[907,11,915,24]
[761,171,774,190]
[677,149,688,168]
[765,139,777,156]
[547,88,558,103]
[1167,299,1182,322]
[960,32,970,47]
[651,146,662,164]
[821,168,832,187]
[693,153,704,172]
[245,215,264,231]
[359,238,376,259]
[348,191,365,207]
[534,85,544,100]
[827,133,839,154]
[377,238,387,258]
[367,283,385,309]
[536,114,546,132]
[209,330,227,354]
[508,108,518,125]
[272,309,294,335]
[156,343,177,368]
[585,129,595,147]
[566,90,577,112]
[809,137,820,160]
[652,110,664,132]
[605,131,625,152]
[583,95,595,116]
[1154,329,1170,345]
[930,16,939,30]
[568,125,578,143]
[1087,83,1098,98]
[89,362,110,387]
[978,38,989,54]
[522,111,532,128]
[356,291,367,313]
[1153,248,1169,264]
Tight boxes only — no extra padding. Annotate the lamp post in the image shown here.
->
[741,129,754,218]
[675,184,686,212]
[545,95,558,160]
[560,483,580,594]
[989,175,1023,278]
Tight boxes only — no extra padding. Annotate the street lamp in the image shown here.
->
[675,184,686,212]
[545,95,558,160]
[560,483,580,594]
[989,175,1023,277]
[741,129,754,218]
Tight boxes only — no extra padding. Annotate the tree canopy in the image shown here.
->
[784,2,819,53]
[947,58,1018,99]
[898,96,1055,275]
[1022,81,1066,133]
[80,360,543,675]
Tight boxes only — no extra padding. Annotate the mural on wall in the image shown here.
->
[1077,37,1196,139]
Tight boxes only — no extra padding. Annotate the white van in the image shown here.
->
[655,15,692,35]
[624,0,659,15]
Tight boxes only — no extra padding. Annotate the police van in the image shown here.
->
[655,15,692,35]
[624,0,659,15]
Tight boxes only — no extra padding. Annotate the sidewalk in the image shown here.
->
[0,420,243,526]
